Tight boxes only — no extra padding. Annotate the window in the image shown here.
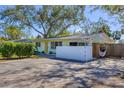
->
[51,42,55,49]
[78,42,85,46]
[69,42,89,46]
[69,42,78,46]
[51,42,62,49]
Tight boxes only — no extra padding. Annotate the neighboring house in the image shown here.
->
[34,32,113,54]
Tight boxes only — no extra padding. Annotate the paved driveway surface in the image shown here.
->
[0,58,124,88]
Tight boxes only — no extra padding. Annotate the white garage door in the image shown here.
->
[56,46,93,61]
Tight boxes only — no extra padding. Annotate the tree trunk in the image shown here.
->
[43,34,48,39]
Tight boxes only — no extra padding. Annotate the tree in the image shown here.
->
[90,18,111,36]
[100,24,111,37]
[57,30,72,37]
[121,29,124,34]
[111,31,121,40]
[78,19,92,35]
[93,6,124,24]
[100,6,124,14]
[0,5,85,38]
[78,17,111,36]
[5,26,24,40]
[0,37,8,41]
[91,23,111,36]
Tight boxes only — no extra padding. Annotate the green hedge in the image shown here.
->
[0,41,4,53]
[0,42,15,57]
[15,43,35,58]
[0,43,2,53]
[0,42,35,58]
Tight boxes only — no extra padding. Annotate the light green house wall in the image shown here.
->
[48,42,55,53]
[37,39,88,54]
[36,42,45,52]
[47,40,86,53]
[35,37,105,54]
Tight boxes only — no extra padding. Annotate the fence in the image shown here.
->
[93,43,124,58]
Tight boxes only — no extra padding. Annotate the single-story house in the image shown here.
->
[34,32,114,54]
[10,32,113,61]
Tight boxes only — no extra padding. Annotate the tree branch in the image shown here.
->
[22,11,44,36]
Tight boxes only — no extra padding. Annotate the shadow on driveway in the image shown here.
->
[37,53,95,64]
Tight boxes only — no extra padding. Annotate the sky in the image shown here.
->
[0,5,122,37]
[84,6,122,31]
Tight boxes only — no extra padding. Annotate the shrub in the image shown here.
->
[23,43,35,57]
[42,51,45,53]
[0,42,35,58]
[0,42,15,57]
[49,51,55,54]
[0,47,1,54]
[15,43,35,58]
[14,43,24,58]
[0,41,4,53]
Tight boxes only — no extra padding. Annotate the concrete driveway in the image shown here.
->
[0,58,124,88]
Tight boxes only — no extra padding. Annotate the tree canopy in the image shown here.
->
[0,37,8,41]
[0,5,123,40]
[0,5,85,38]
[5,26,24,40]
[111,31,121,40]
[83,18,111,36]
[94,6,124,25]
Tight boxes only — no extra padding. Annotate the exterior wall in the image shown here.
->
[37,42,45,52]
[48,42,56,54]
[56,46,93,61]
[48,41,70,53]
[48,40,91,54]
[62,41,70,46]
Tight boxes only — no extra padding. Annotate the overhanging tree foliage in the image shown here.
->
[5,26,24,40]
[93,6,124,24]
[101,6,124,14]
[87,5,124,41]
[0,5,85,38]
[83,18,111,36]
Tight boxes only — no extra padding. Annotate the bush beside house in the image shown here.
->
[0,42,35,58]
[0,42,15,57]
[15,43,35,58]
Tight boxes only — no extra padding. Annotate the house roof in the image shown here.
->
[45,34,90,40]
[11,39,33,43]
[90,32,114,43]
[44,32,114,43]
